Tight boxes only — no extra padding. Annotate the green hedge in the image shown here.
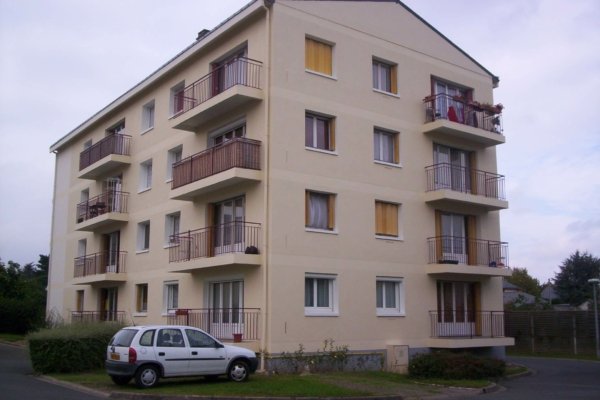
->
[27,322,123,373]
[409,352,505,380]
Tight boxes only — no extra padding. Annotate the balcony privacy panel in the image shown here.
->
[76,191,129,223]
[427,236,508,267]
[74,251,127,277]
[79,134,131,171]
[425,163,506,200]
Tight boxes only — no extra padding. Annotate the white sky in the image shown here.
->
[0,0,598,282]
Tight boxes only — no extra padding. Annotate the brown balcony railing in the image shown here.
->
[76,191,129,223]
[167,308,260,341]
[430,310,506,338]
[79,134,131,171]
[171,138,261,189]
[423,93,503,134]
[174,57,262,116]
[427,236,508,267]
[71,310,127,323]
[425,163,506,200]
[169,222,261,263]
[74,251,127,278]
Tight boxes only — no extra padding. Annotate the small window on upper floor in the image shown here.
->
[164,212,181,246]
[107,120,125,136]
[83,139,92,150]
[373,128,400,166]
[375,200,401,239]
[305,190,336,232]
[141,100,155,133]
[170,81,185,116]
[136,284,148,313]
[166,146,183,182]
[139,159,153,192]
[372,58,397,95]
[376,277,405,316]
[305,112,335,152]
[305,37,333,77]
[137,220,151,252]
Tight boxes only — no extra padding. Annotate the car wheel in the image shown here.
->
[110,375,131,386]
[228,360,249,382]
[135,365,159,388]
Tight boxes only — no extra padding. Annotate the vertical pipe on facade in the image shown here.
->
[260,0,272,371]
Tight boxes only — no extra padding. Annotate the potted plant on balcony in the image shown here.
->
[233,332,243,343]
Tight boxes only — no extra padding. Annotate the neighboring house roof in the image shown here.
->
[503,280,522,291]
[49,0,500,153]
[541,285,559,301]
[503,291,536,305]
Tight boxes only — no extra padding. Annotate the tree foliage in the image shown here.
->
[553,251,600,306]
[506,267,542,298]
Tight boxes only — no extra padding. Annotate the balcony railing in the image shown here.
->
[425,163,506,200]
[427,236,508,267]
[76,191,129,223]
[171,138,261,189]
[74,251,127,278]
[71,311,127,323]
[169,222,261,263]
[174,57,262,116]
[430,310,506,338]
[423,93,503,134]
[168,308,260,341]
[79,134,131,171]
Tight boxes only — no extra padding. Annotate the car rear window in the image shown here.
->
[109,329,138,347]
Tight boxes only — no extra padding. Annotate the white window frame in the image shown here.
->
[374,128,400,167]
[305,112,335,153]
[170,81,185,116]
[137,220,150,253]
[141,100,155,133]
[163,281,179,314]
[164,212,181,247]
[304,273,338,316]
[166,145,183,182]
[376,277,405,316]
[135,283,148,314]
[305,190,337,233]
[139,159,153,192]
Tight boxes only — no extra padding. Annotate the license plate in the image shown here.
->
[110,352,120,361]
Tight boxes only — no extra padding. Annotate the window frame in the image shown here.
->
[305,190,336,233]
[163,281,179,314]
[164,212,181,247]
[305,112,336,153]
[141,100,155,133]
[375,200,402,240]
[139,159,153,192]
[166,145,183,182]
[372,58,398,95]
[136,283,148,313]
[373,128,400,166]
[305,36,335,78]
[137,220,151,253]
[170,81,185,116]
[304,273,338,316]
[376,277,405,316]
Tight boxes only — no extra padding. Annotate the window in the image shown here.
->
[170,81,185,116]
[375,201,400,238]
[166,146,182,182]
[164,212,181,246]
[137,221,150,252]
[305,191,335,231]
[305,113,335,152]
[83,139,92,150]
[163,282,179,314]
[186,328,217,348]
[373,128,399,165]
[107,121,125,136]
[136,284,148,313]
[141,100,155,132]
[305,37,333,76]
[372,59,397,94]
[139,329,155,346]
[305,273,338,316]
[376,278,404,316]
[139,159,152,192]
[211,123,245,147]
[75,290,84,312]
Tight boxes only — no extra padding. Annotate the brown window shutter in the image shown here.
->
[327,194,335,230]
[375,201,384,235]
[306,38,332,75]
[393,133,400,164]
[467,215,477,265]
[305,38,315,70]
[390,65,398,94]
[329,118,336,151]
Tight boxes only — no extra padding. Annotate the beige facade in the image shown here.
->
[48,0,513,364]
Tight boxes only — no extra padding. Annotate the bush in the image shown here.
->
[27,322,123,373]
[409,352,505,380]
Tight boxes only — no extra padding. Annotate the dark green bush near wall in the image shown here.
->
[409,352,505,380]
[27,322,123,373]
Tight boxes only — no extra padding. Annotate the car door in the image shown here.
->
[154,328,190,376]
[184,328,228,374]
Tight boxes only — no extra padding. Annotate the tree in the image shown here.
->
[506,267,542,298]
[553,251,600,306]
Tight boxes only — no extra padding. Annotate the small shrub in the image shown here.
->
[409,352,505,380]
[27,322,123,374]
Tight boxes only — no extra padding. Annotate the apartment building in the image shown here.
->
[48,0,513,367]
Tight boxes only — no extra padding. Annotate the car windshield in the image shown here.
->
[110,329,138,347]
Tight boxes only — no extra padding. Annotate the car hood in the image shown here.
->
[223,344,256,358]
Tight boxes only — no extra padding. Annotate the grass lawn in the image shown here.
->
[0,333,26,343]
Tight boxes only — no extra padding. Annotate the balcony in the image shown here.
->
[424,163,508,211]
[75,191,129,231]
[78,134,131,179]
[426,236,511,277]
[171,58,263,131]
[73,251,127,284]
[427,310,514,348]
[168,222,261,273]
[170,138,261,201]
[422,94,505,147]
[168,308,260,343]
[71,311,127,323]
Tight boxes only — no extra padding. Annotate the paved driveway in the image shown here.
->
[488,356,600,400]
[0,342,105,400]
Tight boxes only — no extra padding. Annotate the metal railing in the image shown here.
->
[71,310,127,323]
[76,191,129,223]
[169,222,261,263]
[171,138,261,189]
[430,310,506,338]
[173,57,262,116]
[423,93,503,134]
[74,251,127,277]
[427,236,508,267]
[79,134,131,171]
[425,163,506,200]
[167,308,260,341]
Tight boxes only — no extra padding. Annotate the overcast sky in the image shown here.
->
[0,0,598,282]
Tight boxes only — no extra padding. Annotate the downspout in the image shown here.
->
[260,0,273,371]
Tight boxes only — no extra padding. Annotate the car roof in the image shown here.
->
[120,325,199,330]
